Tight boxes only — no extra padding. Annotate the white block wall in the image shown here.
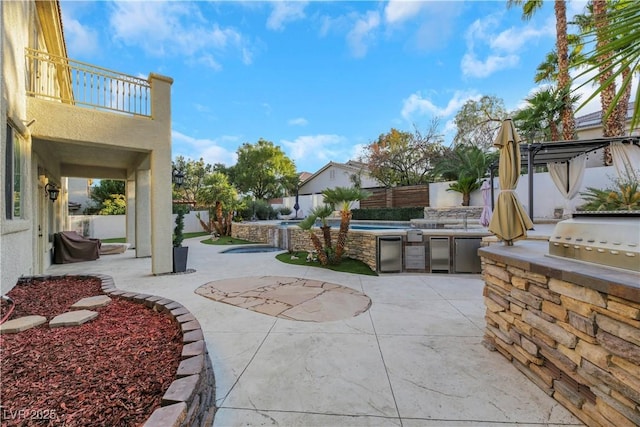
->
[68,210,210,239]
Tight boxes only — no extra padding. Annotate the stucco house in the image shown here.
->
[1,0,174,291]
[297,160,381,195]
[279,160,382,216]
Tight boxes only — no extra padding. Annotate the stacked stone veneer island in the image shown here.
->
[232,222,378,270]
[94,275,216,427]
[478,242,640,427]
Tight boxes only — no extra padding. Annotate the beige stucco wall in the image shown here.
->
[1,0,175,290]
[1,1,40,291]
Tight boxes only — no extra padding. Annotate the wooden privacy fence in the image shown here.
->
[361,185,429,208]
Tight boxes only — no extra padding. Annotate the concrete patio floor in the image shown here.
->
[47,236,583,426]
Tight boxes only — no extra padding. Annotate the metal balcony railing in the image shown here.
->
[25,48,151,117]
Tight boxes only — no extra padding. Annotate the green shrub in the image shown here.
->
[279,206,292,215]
[237,200,277,220]
[578,177,640,211]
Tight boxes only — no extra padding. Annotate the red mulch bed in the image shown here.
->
[0,276,182,426]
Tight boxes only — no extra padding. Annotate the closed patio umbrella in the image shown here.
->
[488,119,533,245]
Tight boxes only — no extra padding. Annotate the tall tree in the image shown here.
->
[322,187,371,263]
[453,96,507,149]
[172,156,213,207]
[362,120,445,187]
[433,146,496,206]
[508,0,576,140]
[594,0,619,137]
[574,0,636,136]
[88,179,125,214]
[555,0,576,140]
[231,139,298,200]
[513,87,577,142]
[195,172,241,236]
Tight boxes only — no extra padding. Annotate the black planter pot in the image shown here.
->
[173,246,189,273]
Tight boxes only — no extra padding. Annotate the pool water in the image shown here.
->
[350,224,410,230]
[222,246,283,254]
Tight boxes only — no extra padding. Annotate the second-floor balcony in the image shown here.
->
[25,47,151,117]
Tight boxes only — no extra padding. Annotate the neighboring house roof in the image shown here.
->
[298,171,313,183]
[575,102,635,131]
[298,160,382,195]
[301,161,366,186]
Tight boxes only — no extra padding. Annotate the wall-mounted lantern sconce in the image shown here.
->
[173,169,185,187]
[44,182,60,202]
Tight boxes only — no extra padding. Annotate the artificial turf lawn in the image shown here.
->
[200,235,255,245]
[276,251,378,276]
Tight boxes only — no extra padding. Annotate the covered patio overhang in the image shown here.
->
[26,70,174,275]
[489,136,640,219]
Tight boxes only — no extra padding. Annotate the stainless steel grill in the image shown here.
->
[548,213,640,272]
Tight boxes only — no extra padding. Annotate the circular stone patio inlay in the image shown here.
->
[195,276,371,322]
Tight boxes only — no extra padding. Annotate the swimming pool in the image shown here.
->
[222,245,284,254]
[349,224,411,230]
[279,220,412,230]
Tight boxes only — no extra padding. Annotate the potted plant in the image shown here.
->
[172,205,189,273]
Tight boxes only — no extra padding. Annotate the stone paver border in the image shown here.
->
[8,274,215,427]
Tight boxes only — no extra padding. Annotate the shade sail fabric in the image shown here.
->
[488,119,533,245]
[480,180,492,227]
[547,154,586,215]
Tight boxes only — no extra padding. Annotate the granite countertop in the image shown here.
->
[479,240,640,303]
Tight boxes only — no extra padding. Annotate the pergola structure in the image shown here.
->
[489,136,640,219]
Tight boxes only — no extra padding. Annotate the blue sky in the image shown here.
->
[60,0,595,173]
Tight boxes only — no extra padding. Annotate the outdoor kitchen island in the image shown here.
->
[479,237,640,427]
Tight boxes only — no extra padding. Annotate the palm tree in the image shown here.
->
[574,0,636,136]
[322,187,371,263]
[433,146,495,206]
[310,205,334,257]
[514,87,580,142]
[297,214,329,266]
[508,0,575,140]
[448,176,482,207]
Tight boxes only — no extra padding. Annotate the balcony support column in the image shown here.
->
[149,73,173,275]
[135,166,152,258]
[126,176,136,249]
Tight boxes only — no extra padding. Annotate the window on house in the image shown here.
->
[330,170,335,180]
[5,123,23,219]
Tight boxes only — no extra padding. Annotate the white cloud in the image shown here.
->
[461,12,554,78]
[490,17,555,53]
[288,117,308,126]
[461,53,520,78]
[281,134,347,166]
[108,2,252,68]
[384,1,425,25]
[172,130,237,166]
[346,11,381,58]
[401,90,481,121]
[195,54,222,72]
[61,14,99,56]
[266,1,308,31]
